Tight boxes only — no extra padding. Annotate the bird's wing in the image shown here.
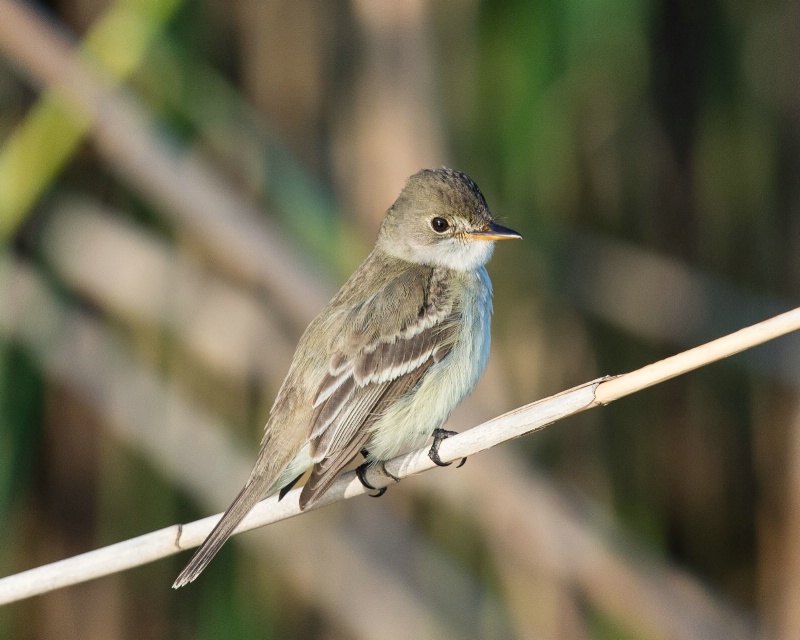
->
[298,267,459,509]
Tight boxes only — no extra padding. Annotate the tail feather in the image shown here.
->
[172,478,270,588]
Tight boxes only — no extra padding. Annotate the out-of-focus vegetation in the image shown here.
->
[0,0,797,638]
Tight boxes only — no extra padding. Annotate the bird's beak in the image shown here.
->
[467,221,522,241]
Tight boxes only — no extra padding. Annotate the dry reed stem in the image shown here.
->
[1,306,798,605]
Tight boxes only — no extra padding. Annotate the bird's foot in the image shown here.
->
[428,428,467,468]
[356,460,399,498]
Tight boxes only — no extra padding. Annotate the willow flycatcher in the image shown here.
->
[173,167,520,587]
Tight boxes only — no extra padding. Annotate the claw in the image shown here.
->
[356,460,399,498]
[428,428,467,468]
[381,462,400,483]
[356,462,387,498]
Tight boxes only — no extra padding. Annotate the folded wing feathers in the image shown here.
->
[308,382,386,461]
[299,429,372,510]
[301,268,458,505]
[299,362,431,510]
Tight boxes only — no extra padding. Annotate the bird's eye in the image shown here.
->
[431,217,450,233]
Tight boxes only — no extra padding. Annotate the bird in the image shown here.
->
[173,167,521,587]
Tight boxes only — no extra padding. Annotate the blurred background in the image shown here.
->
[0,0,798,637]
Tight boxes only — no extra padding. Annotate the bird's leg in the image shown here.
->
[356,449,399,498]
[428,428,467,468]
[278,472,304,501]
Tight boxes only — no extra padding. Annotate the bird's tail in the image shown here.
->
[172,476,271,588]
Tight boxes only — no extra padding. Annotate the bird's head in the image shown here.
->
[377,168,521,271]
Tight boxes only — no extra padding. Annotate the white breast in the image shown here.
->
[365,267,493,461]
